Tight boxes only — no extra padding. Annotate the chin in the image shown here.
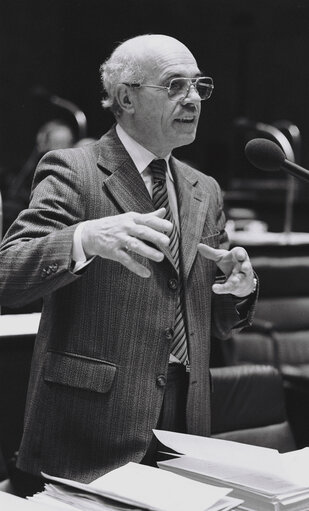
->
[176,132,197,148]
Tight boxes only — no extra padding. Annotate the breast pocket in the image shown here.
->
[200,230,220,249]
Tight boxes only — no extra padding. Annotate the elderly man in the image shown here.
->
[0,34,257,491]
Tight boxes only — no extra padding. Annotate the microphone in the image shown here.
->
[245,138,309,183]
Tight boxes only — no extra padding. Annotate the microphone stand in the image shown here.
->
[254,123,295,235]
[238,119,296,234]
[49,94,87,141]
[30,86,88,142]
[273,121,301,235]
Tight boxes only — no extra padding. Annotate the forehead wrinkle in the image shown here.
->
[126,38,199,82]
[151,51,198,71]
[145,59,201,86]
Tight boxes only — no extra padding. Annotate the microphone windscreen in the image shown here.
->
[245,138,285,171]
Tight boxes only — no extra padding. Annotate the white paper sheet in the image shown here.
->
[281,448,309,486]
[42,462,233,511]
[154,431,309,503]
[153,430,281,474]
[33,483,242,511]
[0,490,63,510]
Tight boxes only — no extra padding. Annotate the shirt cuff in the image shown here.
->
[72,222,93,273]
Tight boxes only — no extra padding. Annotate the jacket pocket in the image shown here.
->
[200,230,220,249]
[43,351,116,393]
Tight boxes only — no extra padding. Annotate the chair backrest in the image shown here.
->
[220,255,309,369]
[210,364,296,452]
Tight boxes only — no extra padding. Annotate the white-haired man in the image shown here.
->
[0,34,257,493]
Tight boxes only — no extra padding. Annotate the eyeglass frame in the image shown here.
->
[121,76,214,101]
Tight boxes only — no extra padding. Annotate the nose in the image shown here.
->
[181,84,201,104]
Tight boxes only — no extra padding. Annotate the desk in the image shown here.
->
[0,313,40,337]
[229,230,309,257]
[229,230,309,246]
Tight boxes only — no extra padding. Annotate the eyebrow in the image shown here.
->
[159,71,204,85]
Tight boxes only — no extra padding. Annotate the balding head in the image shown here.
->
[100,34,202,156]
[100,34,197,116]
[114,34,195,64]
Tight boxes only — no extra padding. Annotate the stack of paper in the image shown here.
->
[0,490,66,510]
[29,462,242,511]
[155,430,309,511]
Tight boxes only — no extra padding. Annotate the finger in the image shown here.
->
[135,209,173,234]
[212,282,230,294]
[124,236,165,262]
[197,243,228,262]
[149,207,166,218]
[128,224,170,249]
[231,247,248,263]
[116,250,151,278]
[213,271,254,297]
[231,259,251,276]
[212,273,245,294]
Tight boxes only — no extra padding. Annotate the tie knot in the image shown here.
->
[149,159,167,182]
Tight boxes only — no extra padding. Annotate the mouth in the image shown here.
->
[174,117,196,124]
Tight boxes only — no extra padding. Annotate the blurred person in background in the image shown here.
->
[3,119,75,234]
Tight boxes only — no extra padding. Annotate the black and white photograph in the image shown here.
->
[1,1,309,510]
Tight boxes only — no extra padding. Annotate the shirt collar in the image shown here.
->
[116,124,173,180]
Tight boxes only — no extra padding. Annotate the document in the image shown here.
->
[154,430,309,511]
[0,489,65,510]
[38,462,242,511]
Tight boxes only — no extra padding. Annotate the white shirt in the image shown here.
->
[114,124,179,227]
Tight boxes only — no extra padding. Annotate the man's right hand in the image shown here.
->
[81,208,172,278]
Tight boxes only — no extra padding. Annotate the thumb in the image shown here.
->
[232,246,248,263]
[197,243,228,262]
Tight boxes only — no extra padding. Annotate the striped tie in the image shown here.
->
[150,159,189,365]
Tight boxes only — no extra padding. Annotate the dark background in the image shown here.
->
[1,0,309,230]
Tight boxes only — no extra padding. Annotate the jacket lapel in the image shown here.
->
[97,127,153,214]
[170,157,210,280]
[96,127,176,269]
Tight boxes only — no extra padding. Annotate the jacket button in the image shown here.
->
[164,328,174,340]
[41,267,51,278]
[168,278,178,290]
[156,375,167,387]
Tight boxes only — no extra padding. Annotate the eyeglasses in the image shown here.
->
[122,76,214,102]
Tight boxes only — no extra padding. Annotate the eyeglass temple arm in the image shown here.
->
[123,82,166,90]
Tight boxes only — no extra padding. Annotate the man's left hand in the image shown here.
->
[197,244,256,297]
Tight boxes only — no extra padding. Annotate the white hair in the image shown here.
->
[99,38,146,116]
[99,34,189,117]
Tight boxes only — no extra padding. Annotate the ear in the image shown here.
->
[115,84,135,114]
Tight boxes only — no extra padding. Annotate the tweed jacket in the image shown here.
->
[0,127,256,482]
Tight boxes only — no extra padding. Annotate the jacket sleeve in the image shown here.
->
[0,149,86,307]
[210,180,258,340]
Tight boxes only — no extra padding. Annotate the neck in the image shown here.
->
[117,121,171,158]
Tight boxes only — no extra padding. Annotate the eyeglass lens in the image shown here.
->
[168,78,213,100]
